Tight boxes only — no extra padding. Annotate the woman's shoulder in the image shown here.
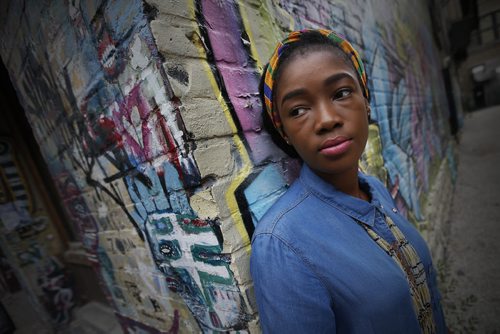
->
[361,173,394,204]
[361,172,386,190]
[251,179,310,240]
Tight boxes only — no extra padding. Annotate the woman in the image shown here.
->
[250,29,447,333]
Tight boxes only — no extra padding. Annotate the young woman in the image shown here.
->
[250,29,447,333]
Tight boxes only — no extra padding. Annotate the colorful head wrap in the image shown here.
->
[263,29,370,138]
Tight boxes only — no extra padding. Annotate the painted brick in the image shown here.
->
[150,20,201,59]
[193,137,236,178]
[180,98,235,139]
[0,0,457,332]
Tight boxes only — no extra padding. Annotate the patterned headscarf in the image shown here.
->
[263,29,370,138]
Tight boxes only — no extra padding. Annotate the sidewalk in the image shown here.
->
[441,105,500,333]
[2,290,122,334]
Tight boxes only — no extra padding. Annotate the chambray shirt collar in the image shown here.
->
[298,163,379,227]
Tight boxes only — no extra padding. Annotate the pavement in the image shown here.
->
[2,291,122,334]
[441,105,500,333]
[58,301,123,334]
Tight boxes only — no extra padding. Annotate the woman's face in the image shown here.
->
[275,49,369,181]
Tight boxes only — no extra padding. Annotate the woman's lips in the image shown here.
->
[319,137,352,156]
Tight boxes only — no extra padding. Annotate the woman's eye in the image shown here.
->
[290,107,308,117]
[334,88,352,99]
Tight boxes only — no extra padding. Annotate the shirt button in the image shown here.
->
[380,204,384,209]
[392,208,398,213]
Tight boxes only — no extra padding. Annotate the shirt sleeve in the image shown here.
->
[250,233,336,333]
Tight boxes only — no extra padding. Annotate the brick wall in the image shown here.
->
[0,0,455,332]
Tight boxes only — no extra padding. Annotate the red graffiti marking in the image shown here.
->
[97,116,123,148]
[112,84,182,172]
[182,218,209,227]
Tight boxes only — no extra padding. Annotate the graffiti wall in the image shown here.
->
[0,0,454,332]
[0,137,74,325]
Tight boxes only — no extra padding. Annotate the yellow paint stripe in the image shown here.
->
[188,1,251,253]
[286,9,295,30]
[238,2,295,68]
[237,2,263,68]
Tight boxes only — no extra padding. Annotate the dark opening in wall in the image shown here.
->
[0,60,78,242]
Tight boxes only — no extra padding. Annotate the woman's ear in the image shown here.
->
[280,125,291,145]
[283,135,290,145]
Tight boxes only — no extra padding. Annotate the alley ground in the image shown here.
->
[442,105,500,333]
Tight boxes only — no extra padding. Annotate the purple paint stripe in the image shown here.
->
[201,0,270,163]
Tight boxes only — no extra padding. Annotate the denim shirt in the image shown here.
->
[250,164,446,333]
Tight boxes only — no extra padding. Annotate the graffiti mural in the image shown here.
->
[192,0,297,238]
[0,138,74,324]
[0,0,455,331]
[126,160,249,331]
[2,0,252,331]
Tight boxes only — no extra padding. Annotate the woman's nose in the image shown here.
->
[314,101,342,133]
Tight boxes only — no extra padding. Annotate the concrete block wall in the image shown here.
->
[0,0,455,332]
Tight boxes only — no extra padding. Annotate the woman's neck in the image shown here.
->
[315,165,368,201]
